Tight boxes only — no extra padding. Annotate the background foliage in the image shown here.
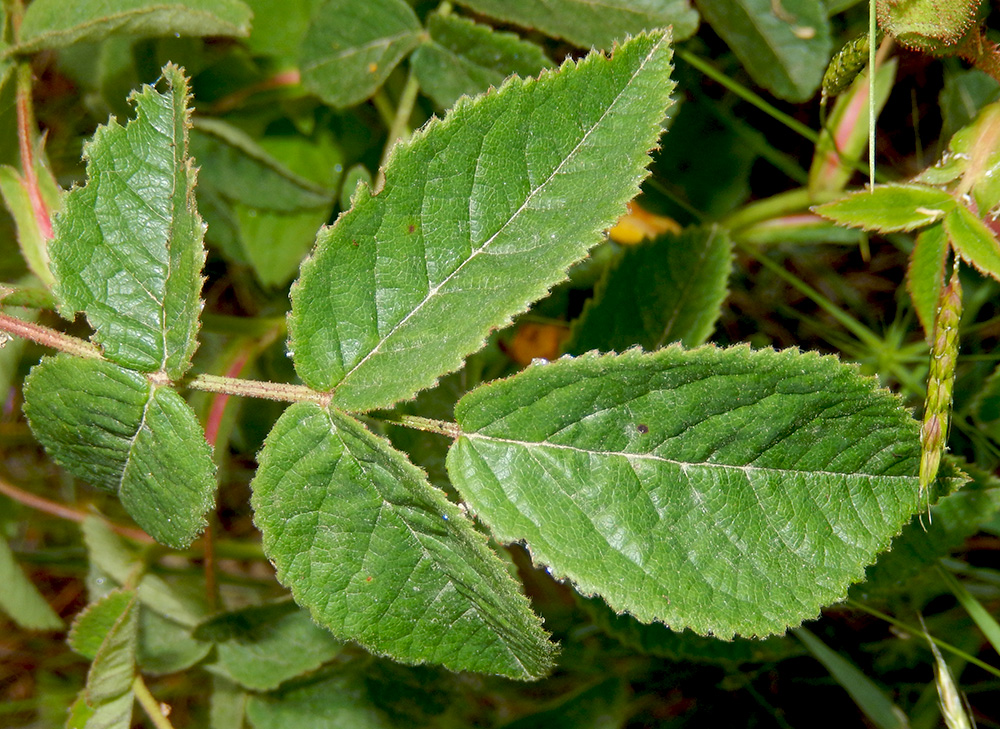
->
[2,0,1000,727]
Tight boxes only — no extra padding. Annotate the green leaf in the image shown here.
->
[454,0,698,48]
[0,534,63,630]
[197,602,342,691]
[814,184,957,233]
[82,515,208,627]
[566,225,732,354]
[695,0,831,101]
[51,64,205,377]
[501,677,629,729]
[138,609,212,675]
[299,0,423,108]
[447,346,923,638]
[411,13,551,110]
[944,204,1000,283]
[68,589,140,729]
[242,0,324,61]
[190,120,335,213]
[906,223,949,341]
[24,357,216,549]
[251,402,556,679]
[290,32,676,411]
[13,0,252,54]
[245,668,396,729]
[0,159,63,288]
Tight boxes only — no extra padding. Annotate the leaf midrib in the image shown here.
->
[336,35,668,394]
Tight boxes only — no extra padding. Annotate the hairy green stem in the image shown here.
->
[382,413,461,438]
[0,311,101,358]
[187,374,329,406]
[722,188,843,231]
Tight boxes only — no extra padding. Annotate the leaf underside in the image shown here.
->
[250,403,556,680]
[24,356,216,549]
[290,31,676,412]
[447,346,923,638]
[50,63,205,378]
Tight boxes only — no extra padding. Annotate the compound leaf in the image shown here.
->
[251,402,556,679]
[454,0,698,48]
[945,204,1000,283]
[299,0,423,108]
[24,356,216,549]
[14,0,252,54]
[51,64,205,378]
[447,346,923,638]
[290,32,676,411]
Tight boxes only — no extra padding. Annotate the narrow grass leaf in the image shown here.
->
[937,564,1000,657]
[455,0,698,47]
[565,225,732,354]
[50,64,205,377]
[448,346,922,638]
[290,32,676,411]
[299,0,423,108]
[815,184,957,233]
[412,13,551,109]
[795,627,909,729]
[14,0,252,54]
[24,357,216,549]
[251,402,556,679]
[696,0,831,101]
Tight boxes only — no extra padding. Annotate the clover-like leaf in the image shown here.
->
[447,346,924,638]
[50,64,205,378]
[24,356,216,549]
[290,32,676,412]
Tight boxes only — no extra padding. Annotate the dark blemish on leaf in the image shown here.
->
[637,424,649,434]
[407,224,416,233]
[366,576,372,582]
[352,239,358,247]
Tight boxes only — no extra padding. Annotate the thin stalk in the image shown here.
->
[0,311,101,358]
[676,49,819,145]
[186,373,329,406]
[868,0,877,186]
[133,676,176,729]
[376,67,422,190]
[0,477,155,544]
[722,188,843,231]
[380,413,460,438]
[848,599,1000,680]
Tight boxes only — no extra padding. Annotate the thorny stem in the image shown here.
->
[383,413,461,438]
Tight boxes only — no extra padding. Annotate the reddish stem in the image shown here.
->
[16,64,53,241]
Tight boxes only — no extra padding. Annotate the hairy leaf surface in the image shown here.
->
[412,13,551,109]
[566,226,732,354]
[815,184,956,233]
[299,0,423,108]
[51,64,205,377]
[290,32,675,411]
[14,0,252,54]
[944,204,1000,283]
[455,0,698,47]
[447,346,922,638]
[907,223,949,340]
[696,0,831,101]
[251,402,556,679]
[24,357,216,549]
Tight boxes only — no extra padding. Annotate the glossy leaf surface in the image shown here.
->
[455,0,698,48]
[566,226,732,354]
[251,402,556,679]
[24,356,216,549]
[50,65,205,377]
[290,32,676,411]
[448,346,923,638]
[412,13,550,110]
[696,0,831,102]
[14,0,252,54]
[299,0,423,108]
